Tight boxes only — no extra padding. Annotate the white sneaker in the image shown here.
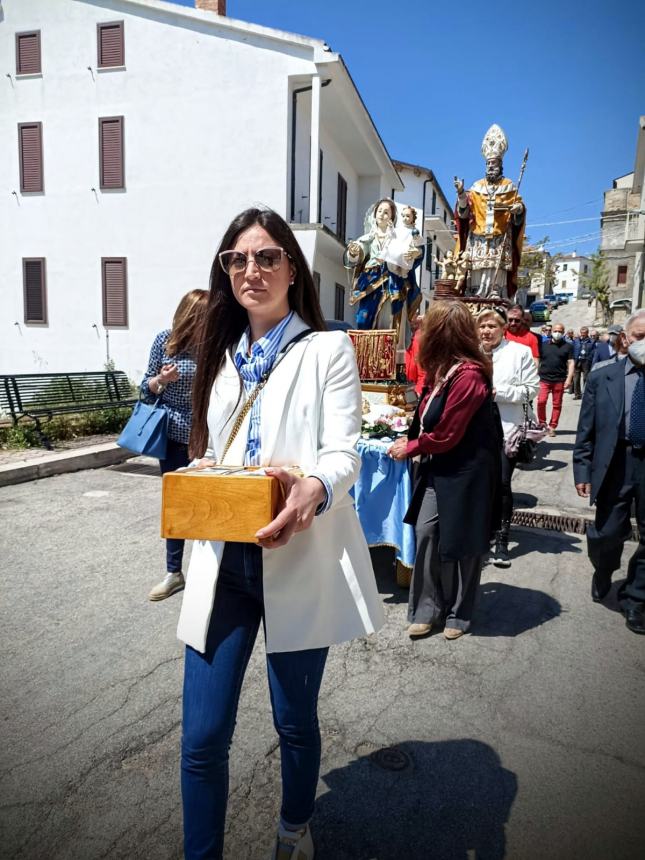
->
[148,571,185,602]
[271,823,314,860]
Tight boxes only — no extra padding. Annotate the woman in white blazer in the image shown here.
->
[178,207,384,860]
[478,307,539,568]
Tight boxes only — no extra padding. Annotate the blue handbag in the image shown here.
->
[117,396,168,459]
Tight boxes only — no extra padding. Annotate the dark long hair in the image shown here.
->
[190,207,326,458]
[417,301,492,388]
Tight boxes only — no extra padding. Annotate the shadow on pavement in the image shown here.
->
[513,492,539,508]
[370,546,409,605]
[315,739,517,860]
[474,581,562,637]
[597,577,628,615]
[508,528,583,559]
[545,442,576,452]
[517,455,567,472]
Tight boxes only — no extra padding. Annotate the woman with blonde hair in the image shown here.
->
[478,306,539,567]
[388,301,502,639]
[141,288,209,601]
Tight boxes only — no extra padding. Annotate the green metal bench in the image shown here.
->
[0,371,137,450]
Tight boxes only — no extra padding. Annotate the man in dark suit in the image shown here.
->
[573,310,645,634]
[591,324,623,366]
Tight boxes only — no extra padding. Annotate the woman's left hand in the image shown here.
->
[387,437,409,461]
[255,468,327,549]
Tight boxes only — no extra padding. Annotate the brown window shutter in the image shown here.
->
[23,258,47,324]
[99,117,124,189]
[16,31,41,75]
[18,123,44,192]
[97,22,124,67]
[102,258,128,326]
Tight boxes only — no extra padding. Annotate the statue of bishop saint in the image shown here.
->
[453,124,526,299]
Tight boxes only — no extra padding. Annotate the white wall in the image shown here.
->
[554,257,590,298]
[0,0,356,382]
[1,0,399,381]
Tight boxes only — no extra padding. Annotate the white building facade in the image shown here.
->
[553,253,591,299]
[0,0,402,382]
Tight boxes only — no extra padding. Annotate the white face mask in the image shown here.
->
[628,339,645,366]
[551,331,564,341]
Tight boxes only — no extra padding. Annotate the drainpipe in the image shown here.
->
[420,177,433,294]
[290,78,331,222]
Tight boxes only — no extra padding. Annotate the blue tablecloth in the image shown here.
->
[354,438,416,569]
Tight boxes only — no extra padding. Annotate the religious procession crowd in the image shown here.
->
[114,124,642,859]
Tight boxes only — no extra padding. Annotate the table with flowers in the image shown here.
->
[353,405,416,587]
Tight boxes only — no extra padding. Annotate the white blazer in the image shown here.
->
[492,339,540,440]
[177,313,385,653]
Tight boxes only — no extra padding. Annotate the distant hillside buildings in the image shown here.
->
[600,116,645,308]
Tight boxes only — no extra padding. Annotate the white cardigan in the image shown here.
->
[492,339,540,440]
[176,313,385,653]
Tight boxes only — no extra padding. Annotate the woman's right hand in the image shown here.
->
[159,363,180,385]
[192,458,217,470]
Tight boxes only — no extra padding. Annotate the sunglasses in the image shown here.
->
[218,246,291,276]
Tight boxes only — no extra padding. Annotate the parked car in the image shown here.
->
[543,294,565,308]
[529,301,551,322]
[609,298,632,313]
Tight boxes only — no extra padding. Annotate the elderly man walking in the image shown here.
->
[572,326,594,399]
[573,309,645,635]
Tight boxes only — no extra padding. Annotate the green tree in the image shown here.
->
[517,236,557,294]
[579,251,610,323]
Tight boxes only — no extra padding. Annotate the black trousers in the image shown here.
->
[500,451,517,526]
[573,361,591,397]
[587,443,645,610]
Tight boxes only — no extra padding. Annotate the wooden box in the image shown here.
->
[161,468,283,543]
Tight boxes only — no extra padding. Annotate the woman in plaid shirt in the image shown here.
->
[141,289,208,601]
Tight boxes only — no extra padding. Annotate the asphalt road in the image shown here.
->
[1,452,644,859]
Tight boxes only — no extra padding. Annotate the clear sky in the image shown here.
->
[172,0,644,255]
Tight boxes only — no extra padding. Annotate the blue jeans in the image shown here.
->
[181,542,329,860]
[159,438,190,572]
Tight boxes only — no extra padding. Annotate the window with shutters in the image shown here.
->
[18,122,44,193]
[334,283,345,321]
[336,174,347,242]
[16,31,41,75]
[23,258,47,324]
[99,117,124,190]
[102,258,128,327]
[97,21,124,68]
[617,265,628,285]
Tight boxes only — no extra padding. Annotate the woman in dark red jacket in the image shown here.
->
[388,301,501,640]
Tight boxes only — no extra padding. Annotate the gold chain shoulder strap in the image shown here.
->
[220,376,268,465]
[219,327,313,465]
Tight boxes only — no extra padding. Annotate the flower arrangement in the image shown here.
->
[361,405,410,439]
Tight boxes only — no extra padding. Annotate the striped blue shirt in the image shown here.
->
[233,312,332,514]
